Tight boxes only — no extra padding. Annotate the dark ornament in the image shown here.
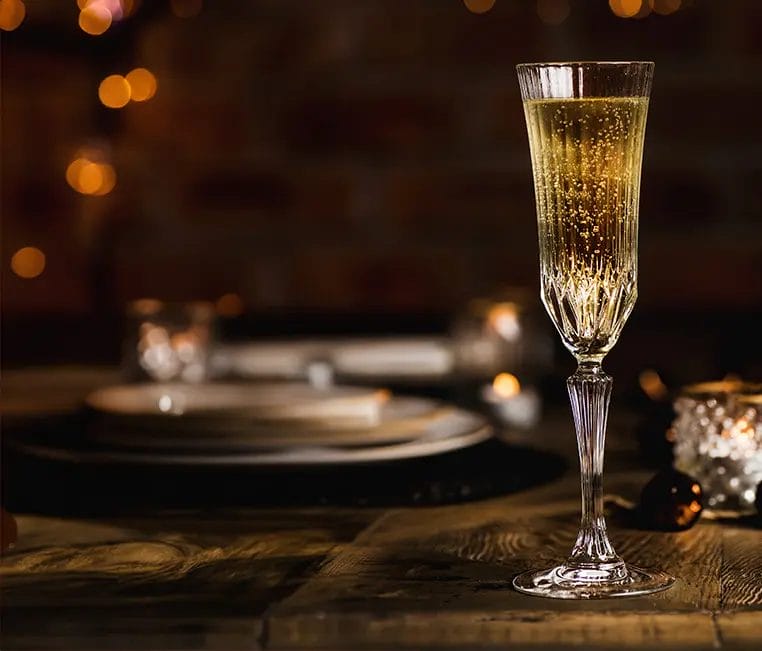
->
[639,468,703,531]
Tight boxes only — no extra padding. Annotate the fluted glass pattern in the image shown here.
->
[563,363,624,579]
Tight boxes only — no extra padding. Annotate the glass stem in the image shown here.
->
[564,360,626,579]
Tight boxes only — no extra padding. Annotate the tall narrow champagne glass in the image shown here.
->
[514,62,674,599]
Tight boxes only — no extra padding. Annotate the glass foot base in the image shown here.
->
[513,564,674,599]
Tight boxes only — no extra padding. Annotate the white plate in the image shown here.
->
[216,337,454,381]
[331,338,454,378]
[13,408,492,466]
[211,340,327,378]
[90,397,452,449]
[86,382,388,423]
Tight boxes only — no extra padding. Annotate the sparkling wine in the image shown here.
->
[514,63,673,600]
[523,96,649,359]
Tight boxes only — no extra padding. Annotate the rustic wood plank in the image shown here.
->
[716,610,762,650]
[266,472,731,648]
[612,522,723,611]
[267,611,717,649]
[1,509,377,650]
[720,526,762,609]
[3,610,263,651]
[275,475,721,597]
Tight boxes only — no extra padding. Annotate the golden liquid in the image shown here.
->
[524,97,649,359]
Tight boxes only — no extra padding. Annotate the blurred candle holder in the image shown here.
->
[481,372,541,429]
[124,299,216,383]
[672,381,762,513]
[452,289,551,429]
[451,288,553,381]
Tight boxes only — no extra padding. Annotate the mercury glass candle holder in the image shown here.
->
[672,381,762,513]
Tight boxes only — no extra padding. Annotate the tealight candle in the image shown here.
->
[481,372,541,429]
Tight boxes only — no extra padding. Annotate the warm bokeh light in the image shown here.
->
[66,158,88,191]
[79,4,112,35]
[10,247,46,279]
[493,372,521,399]
[537,0,570,25]
[126,67,157,102]
[131,298,164,316]
[0,0,25,31]
[639,369,668,401]
[99,74,131,108]
[78,162,104,195]
[93,162,117,195]
[463,0,495,14]
[170,0,202,18]
[649,0,680,15]
[216,293,245,317]
[609,0,641,18]
[66,153,117,196]
[82,0,132,21]
[487,302,521,341]
[726,418,755,440]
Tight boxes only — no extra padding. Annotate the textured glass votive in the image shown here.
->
[672,381,762,513]
[124,299,216,383]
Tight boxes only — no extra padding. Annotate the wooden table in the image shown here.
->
[1,370,760,650]
[3,469,761,649]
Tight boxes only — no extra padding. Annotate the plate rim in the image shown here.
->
[10,420,492,466]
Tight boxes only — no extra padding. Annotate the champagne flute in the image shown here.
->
[513,62,674,599]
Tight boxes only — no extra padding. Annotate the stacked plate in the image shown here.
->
[212,337,455,383]
[78,382,492,466]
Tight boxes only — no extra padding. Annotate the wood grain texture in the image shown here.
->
[720,526,762,609]
[267,473,761,649]
[274,478,721,603]
[268,611,718,650]
[1,510,376,650]
[2,462,761,649]
[3,370,760,649]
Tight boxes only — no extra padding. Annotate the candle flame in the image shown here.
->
[493,372,520,399]
[486,302,521,341]
[724,418,755,440]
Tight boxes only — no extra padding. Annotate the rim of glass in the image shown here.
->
[516,61,654,69]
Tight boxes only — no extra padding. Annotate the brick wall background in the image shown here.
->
[3,0,762,375]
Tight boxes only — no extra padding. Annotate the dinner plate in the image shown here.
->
[331,338,454,379]
[216,337,454,382]
[89,397,454,449]
[86,382,388,423]
[13,407,492,466]
[211,340,327,379]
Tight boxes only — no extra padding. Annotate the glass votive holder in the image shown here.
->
[672,381,762,513]
[450,289,551,432]
[450,288,553,382]
[123,299,216,383]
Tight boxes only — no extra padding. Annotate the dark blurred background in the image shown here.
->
[3,0,762,387]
